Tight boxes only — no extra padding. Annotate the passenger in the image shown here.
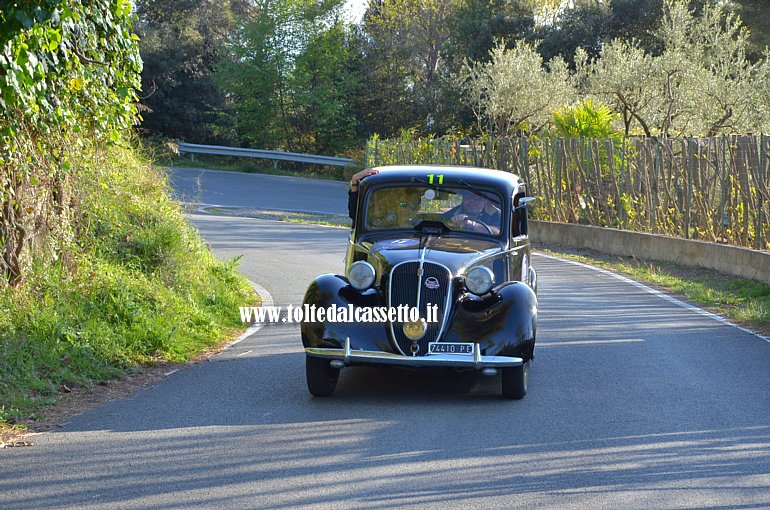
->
[348,168,379,221]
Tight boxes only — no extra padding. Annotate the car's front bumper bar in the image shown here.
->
[305,337,522,369]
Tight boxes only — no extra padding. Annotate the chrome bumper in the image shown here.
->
[305,337,522,369]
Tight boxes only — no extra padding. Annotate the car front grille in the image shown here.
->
[388,261,451,356]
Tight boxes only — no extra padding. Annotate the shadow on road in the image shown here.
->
[6,314,769,509]
[6,250,770,509]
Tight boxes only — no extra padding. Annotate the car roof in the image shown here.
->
[363,165,525,196]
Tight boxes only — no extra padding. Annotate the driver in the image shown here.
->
[447,190,501,235]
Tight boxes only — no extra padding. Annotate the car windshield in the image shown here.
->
[364,185,503,236]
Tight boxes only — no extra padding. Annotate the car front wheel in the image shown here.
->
[501,361,529,399]
[306,356,340,397]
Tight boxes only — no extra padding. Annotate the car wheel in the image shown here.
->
[501,361,529,399]
[306,356,340,397]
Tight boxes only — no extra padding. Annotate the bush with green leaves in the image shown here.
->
[551,99,618,139]
[1,0,141,285]
[0,1,140,139]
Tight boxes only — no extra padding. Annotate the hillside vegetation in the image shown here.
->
[0,2,254,424]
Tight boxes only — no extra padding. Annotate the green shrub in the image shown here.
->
[551,99,618,139]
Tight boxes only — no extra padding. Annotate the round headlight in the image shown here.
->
[348,261,376,290]
[403,319,427,340]
[465,266,495,295]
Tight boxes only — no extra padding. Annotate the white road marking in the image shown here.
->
[224,280,274,349]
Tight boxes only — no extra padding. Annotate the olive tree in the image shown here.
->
[580,42,658,136]
[651,0,757,136]
[749,54,770,131]
[578,0,770,137]
[460,41,573,136]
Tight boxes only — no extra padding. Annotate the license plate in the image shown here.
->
[428,342,474,355]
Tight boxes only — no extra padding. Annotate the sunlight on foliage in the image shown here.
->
[552,99,618,139]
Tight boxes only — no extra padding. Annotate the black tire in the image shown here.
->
[502,361,529,399]
[306,356,340,397]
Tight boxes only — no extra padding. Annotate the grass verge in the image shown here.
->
[0,143,257,429]
[537,244,770,337]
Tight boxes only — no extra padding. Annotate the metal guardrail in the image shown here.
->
[177,141,355,167]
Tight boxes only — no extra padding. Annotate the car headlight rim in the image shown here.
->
[348,261,376,290]
[465,266,495,295]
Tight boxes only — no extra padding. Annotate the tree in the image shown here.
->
[459,0,770,138]
[215,0,356,152]
[580,0,768,137]
[445,0,534,64]
[536,0,612,65]
[606,0,665,55]
[651,0,757,136]
[460,41,573,135]
[291,23,360,154]
[346,22,417,139]
[582,41,659,136]
[215,8,288,149]
[750,56,770,130]
[360,0,464,133]
[534,0,706,65]
[136,0,251,143]
[729,0,770,59]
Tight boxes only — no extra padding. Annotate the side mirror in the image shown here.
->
[515,196,536,210]
[513,196,534,237]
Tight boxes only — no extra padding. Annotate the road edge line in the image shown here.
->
[535,252,770,345]
[224,280,274,349]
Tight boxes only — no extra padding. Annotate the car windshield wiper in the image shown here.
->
[410,176,441,191]
[457,179,500,205]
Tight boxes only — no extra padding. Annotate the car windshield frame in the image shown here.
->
[361,183,506,239]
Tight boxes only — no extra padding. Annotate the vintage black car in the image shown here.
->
[301,165,537,399]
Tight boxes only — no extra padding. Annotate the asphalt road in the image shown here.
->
[167,167,349,215]
[2,169,769,509]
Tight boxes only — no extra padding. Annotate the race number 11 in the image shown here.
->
[427,174,444,185]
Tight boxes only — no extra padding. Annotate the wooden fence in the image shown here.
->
[366,135,770,250]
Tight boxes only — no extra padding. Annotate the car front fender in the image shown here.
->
[442,281,537,361]
[300,274,392,352]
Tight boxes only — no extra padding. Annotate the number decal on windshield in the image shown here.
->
[427,174,444,185]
